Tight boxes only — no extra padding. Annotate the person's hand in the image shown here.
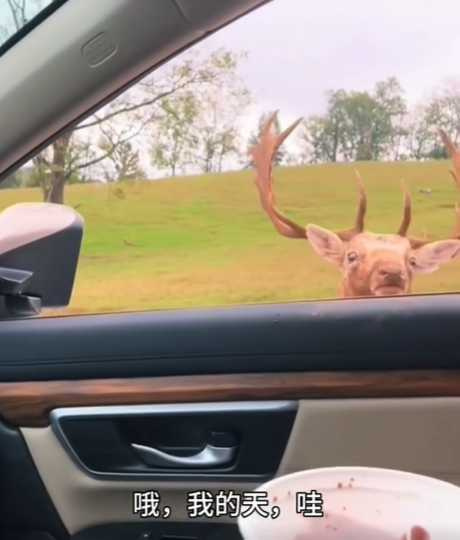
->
[401,526,430,540]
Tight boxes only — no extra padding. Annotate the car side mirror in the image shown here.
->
[0,202,84,318]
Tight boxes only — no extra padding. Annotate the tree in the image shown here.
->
[102,141,144,182]
[300,78,408,163]
[427,81,460,142]
[198,123,239,174]
[193,82,250,174]
[99,129,145,182]
[150,92,199,177]
[0,172,22,189]
[28,46,248,201]
[415,81,460,159]
[338,79,406,161]
[373,77,407,160]
[404,106,434,160]
[401,81,460,160]
[150,49,250,176]
[300,90,348,163]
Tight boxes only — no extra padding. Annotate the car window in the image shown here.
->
[3,0,460,316]
[0,0,59,52]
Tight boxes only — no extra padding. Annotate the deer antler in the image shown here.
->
[439,129,460,239]
[250,112,369,242]
[407,129,460,248]
[250,112,306,239]
[440,129,460,188]
[335,169,367,241]
[398,179,412,236]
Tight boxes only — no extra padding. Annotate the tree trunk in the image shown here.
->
[331,124,339,162]
[218,152,224,172]
[47,177,67,204]
[45,133,72,204]
[42,182,51,202]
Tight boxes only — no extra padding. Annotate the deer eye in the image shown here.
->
[409,256,417,267]
[347,251,359,263]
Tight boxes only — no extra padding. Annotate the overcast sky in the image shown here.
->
[195,0,460,130]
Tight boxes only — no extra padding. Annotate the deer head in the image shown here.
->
[250,112,460,298]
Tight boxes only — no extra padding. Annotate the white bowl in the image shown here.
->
[237,467,460,540]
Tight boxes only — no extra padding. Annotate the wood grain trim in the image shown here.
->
[2,370,460,427]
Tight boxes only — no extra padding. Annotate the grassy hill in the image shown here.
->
[3,158,460,316]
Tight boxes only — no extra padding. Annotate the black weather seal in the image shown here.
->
[0,0,68,59]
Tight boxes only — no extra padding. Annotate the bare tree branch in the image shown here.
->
[74,69,215,130]
[67,116,151,177]
[32,152,50,168]
[7,0,27,30]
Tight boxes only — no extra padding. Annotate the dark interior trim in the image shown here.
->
[0,294,459,383]
[0,421,69,539]
[3,369,460,427]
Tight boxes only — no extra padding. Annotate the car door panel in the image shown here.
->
[278,398,460,484]
[20,398,460,537]
[0,297,460,539]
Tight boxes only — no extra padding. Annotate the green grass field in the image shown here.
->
[3,158,460,316]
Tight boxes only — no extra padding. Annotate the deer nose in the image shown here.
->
[379,268,402,278]
[378,266,405,283]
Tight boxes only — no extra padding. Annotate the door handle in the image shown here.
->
[131,442,237,469]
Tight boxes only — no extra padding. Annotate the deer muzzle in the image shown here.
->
[371,263,408,296]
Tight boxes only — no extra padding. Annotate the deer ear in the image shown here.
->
[411,239,460,274]
[306,224,344,265]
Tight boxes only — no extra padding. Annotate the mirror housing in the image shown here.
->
[0,203,84,318]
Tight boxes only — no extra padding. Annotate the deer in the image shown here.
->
[250,112,460,298]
